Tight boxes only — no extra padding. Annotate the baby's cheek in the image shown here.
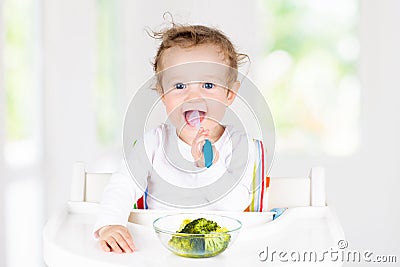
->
[205,98,228,122]
[207,108,227,124]
[165,107,184,128]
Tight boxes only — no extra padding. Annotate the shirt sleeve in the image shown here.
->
[92,160,141,237]
[92,135,154,238]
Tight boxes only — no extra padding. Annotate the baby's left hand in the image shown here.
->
[191,127,219,167]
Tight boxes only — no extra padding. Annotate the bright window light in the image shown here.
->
[95,0,122,146]
[4,0,40,166]
[258,0,360,156]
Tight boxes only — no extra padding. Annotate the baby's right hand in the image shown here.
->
[98,225,135,253]
[191,127,219,167]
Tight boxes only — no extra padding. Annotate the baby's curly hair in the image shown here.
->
[148,19,249,94]
[151,24,248,72]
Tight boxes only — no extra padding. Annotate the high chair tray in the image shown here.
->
[43,202,345,267]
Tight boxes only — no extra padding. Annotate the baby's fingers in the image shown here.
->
[114,232,135,253]
[105,237,123,253]
[100,240,111,252]
[118,229,136,252]
[193,127,208,140]
[193,128,208,148]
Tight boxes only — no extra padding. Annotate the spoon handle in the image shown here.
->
[203,139,213,168]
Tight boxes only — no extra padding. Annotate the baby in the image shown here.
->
[94,24,259,253]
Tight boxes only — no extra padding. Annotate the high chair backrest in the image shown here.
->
[70,162,326,209]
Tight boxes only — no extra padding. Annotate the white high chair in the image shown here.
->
[43,162,345,267]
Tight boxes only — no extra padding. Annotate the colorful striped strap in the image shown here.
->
[133,186,148,209]
[244,139,270,212]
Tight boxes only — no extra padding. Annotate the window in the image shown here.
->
[3,1,44,267]
[95,0,122,146]
[258,0,360,156]
[4,0,40,166]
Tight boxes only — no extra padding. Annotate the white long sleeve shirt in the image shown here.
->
[94,123,255,236]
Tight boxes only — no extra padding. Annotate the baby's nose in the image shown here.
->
[184,83,203,99]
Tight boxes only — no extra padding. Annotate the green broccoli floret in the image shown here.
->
[179,218,219,234]
[168,234,205,254]
[168,218,231,257]
[204,227,231,256]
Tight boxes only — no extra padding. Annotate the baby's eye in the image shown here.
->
[174,83,186,90]
[202,82,215,89]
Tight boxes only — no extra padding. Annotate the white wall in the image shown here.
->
[356,0,400,254]
[42,0,98,214]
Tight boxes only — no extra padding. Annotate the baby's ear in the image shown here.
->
[226,81,240,105]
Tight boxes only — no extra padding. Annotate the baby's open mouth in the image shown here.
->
[184,110,206,127]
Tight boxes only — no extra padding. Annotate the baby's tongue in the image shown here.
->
[186,110,201,128]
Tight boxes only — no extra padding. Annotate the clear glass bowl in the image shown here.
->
[153,213,242,258]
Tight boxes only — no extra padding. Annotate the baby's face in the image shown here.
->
[159,44,239,134]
